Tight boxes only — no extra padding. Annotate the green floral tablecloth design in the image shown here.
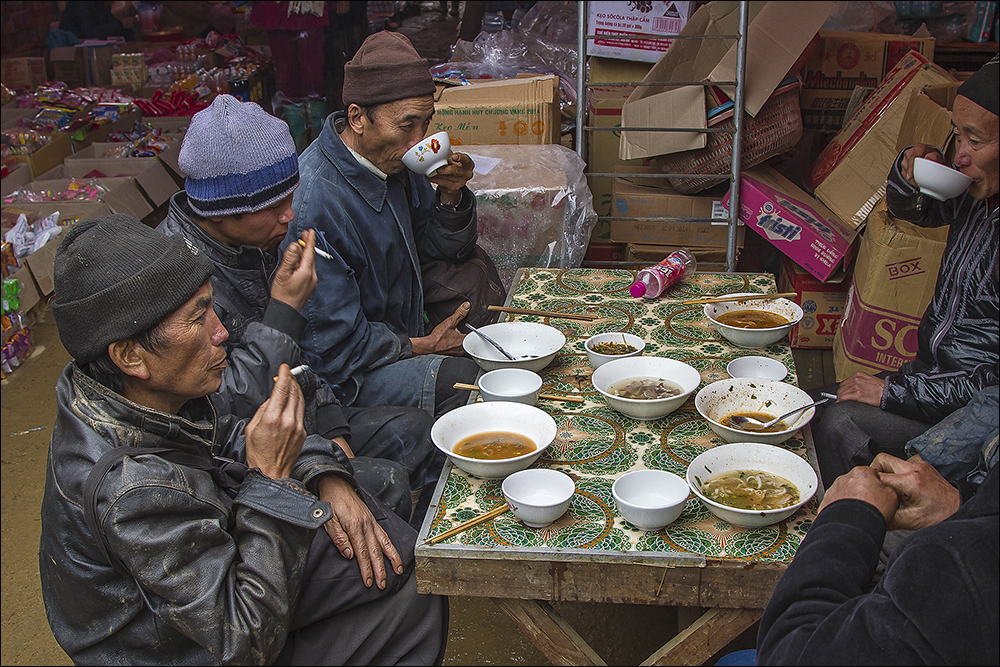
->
[425,269,815,563]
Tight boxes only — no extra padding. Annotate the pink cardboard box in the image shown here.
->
[723,165,858,282]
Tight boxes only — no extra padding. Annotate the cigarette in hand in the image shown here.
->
[273,364,309,383]
[297,238,334,260]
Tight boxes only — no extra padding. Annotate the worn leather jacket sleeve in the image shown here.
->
[883,360,1000,423]
[885,146,956,229]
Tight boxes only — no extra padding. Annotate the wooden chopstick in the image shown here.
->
[453,383,585,403]
[488,305,598,321]
[681,292,798,306]
[424,503,510,544]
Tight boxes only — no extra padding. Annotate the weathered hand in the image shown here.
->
[317,475,403,589]
[270,229,318,312]
[836,372,886,408]
[819,464,899,525]
[428,152,475,204]
[410,301,470,356]
[871,453,961,530]
[901,143,944,189]
[245,364,306,480]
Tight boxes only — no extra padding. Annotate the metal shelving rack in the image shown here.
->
[575,1,749,272]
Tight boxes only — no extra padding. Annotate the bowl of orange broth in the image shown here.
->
[430,402,558,478]
[704,293,803,348]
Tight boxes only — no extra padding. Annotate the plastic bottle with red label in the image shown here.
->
[629,248,697,299]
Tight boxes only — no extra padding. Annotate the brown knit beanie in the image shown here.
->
[342,31,435,106]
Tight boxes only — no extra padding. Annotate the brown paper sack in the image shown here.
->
[833,200,949,381]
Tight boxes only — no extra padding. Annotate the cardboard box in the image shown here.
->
[587,1,694,63]
[724,165,858,282]
[1,201,114,226]
[22,227,63,296]
[800,30,936,132]
[895,81,960,160]
[47,42,122,88]
[0,107,37,130]
[584,241,626,263]
[808,51,955,232]
[588,56,654,84]
[433,76,560,146]
[18,177,152,221]
[626,243,731,269]
[8,264,40,313]
[587,85,642,238]
[14,131,73,179]
[1,57,46,90]
[142,116,191,134]
[1,161,32,199]
[60,147,181,207]
[619,1,833,159]
[72,107,143,150]
[610,173,743,247]
[779,256,850,349]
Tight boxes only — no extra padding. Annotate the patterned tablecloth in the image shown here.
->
[420,269,818,564]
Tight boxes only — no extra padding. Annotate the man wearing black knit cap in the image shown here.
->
[39,214,446,665]
[812,56,999,487]
[286,31,500,418]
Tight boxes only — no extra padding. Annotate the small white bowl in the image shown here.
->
[913,157,972,201]
[502,469,575,528]
[704,294,803,349]
[462,321,566,373]
[478,368,542,405]
[612,469,690,530]
[727,356,788,382]
[402,130,451,176]
[695,378,815,445]
[584,332,646,368]
[686,443,818,528]
[430,401,557,479]
[592,356,701,421]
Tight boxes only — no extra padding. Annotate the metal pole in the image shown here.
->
[727,1,749,272]
[576,1,587,160]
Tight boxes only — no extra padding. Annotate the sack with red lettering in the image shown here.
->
[833,200,948,380]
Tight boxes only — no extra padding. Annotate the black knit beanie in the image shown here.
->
[342,31,435,106]
[51,214,215,363]
[957,55,998,117]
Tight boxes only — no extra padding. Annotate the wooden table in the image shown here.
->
[416,269,822,665]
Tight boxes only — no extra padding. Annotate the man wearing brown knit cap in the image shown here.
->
[285,31,503,418]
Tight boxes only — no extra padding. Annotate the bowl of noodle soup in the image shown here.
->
[686,443,818,527]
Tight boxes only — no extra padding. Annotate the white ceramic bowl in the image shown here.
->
[430,401,557,479]
[727,356,788,382]
[584,332,646,368]
[695,378,816,445]
[913,157,972,201]
[502,468,575,528]
[686,443,818,527]
[612,469,690,530]
[463,321,566,373]
[401,130,451,176]
[478,368,542,405]
[704,293,803,349]
[591,356,701,421]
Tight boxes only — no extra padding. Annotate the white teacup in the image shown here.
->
[402,131,451,177]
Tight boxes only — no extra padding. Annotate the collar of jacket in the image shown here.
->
[70,363,220,455]
[166,192,278,274]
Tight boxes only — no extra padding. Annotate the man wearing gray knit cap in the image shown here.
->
[159,94,445,526]
[40,213,447,665]
[286,30,503,417]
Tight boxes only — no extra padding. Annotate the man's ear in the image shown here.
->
[109,340,151,381]
[346,103,366,134]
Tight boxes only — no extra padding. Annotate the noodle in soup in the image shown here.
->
[700,469,799,510]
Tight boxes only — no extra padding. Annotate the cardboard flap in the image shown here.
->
[895,82,960,155]
[620,85,706,159]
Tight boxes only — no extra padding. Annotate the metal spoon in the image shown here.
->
[464,324,537,360]
[728,395,833,431]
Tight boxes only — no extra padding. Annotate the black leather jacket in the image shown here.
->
[39,364,353,665]
[884,149,999,423]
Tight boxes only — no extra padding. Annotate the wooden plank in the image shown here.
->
[492,598,608,667]
[641,608,762,666]
[821,349,837,386]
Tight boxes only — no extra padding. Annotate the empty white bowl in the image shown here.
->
[704,293,803,349]
[727,356,788,382]
[502,468,575,528]
[462,321,566,373]
[591,356,701,421]
[430,401,557,479]
[686,443,818,528]
[477,368,543,405]
[695,378,816,445]
[913,157,972,201]
[402,130,451,176]
[612,469,690,530]
[584,332,646,368]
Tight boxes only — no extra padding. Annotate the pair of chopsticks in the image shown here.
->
[453,382,585,403]
[681,292,797,306]
[488,305,597,322]
[424,503,510,545]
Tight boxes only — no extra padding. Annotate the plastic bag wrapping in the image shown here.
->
[4,213,61,258]
[464,144,597,289]
[822,1,905,33]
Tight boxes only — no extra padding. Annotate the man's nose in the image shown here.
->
[210,311,229,346]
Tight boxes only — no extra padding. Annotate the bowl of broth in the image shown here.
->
[695,378,816,445]
[591,356,701,421]
[703,293,803,348]
[462,321,566,373]
[584,332,646,368]
[430,401,558,478]
[686,443,818,527]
